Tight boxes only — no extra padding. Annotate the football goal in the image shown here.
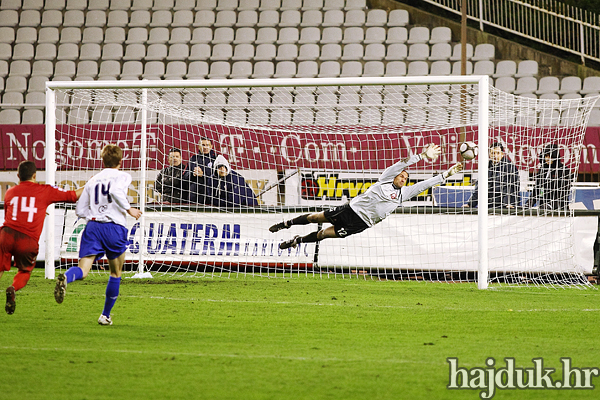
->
[44,77,599,288]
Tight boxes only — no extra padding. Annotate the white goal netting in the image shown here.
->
[46,77,599,288]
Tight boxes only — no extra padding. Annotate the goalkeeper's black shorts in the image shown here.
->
[324,203,369,238]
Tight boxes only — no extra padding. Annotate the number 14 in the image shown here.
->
[10,197,38,223]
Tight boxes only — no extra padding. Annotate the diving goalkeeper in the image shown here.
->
[270,144,463,250]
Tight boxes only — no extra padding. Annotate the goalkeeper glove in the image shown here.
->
[420,144,441,161]
[443,162,464,179]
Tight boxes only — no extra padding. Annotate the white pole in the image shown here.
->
[45,87,57,279]
[138,88,148,275]
[477,76,490,289]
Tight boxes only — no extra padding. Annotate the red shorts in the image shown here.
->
[0,226,38,273]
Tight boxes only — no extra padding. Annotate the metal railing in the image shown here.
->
[420,0,600,65]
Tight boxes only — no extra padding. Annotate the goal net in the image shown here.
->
[45,77,599,288]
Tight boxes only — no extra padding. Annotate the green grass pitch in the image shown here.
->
[1,270,599,400]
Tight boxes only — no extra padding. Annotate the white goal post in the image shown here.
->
[44,76,599,288]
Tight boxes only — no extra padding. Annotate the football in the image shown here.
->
[459,141,478,160]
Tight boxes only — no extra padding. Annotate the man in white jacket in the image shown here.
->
[270,144,463,250]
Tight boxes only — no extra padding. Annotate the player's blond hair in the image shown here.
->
[101,144,123,168]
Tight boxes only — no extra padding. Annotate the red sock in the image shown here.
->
[12,271,31,291]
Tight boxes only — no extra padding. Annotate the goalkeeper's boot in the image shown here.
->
[54,273,67,304]
[269,220,291,233]
[5,286,15,315]
[98,314,113,326]
[279,235,300,250]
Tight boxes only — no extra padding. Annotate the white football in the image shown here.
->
[459,141,478,160]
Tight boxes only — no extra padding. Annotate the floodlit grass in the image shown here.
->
[1,270,599,400]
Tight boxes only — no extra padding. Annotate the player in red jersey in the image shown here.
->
[0,161,83,315]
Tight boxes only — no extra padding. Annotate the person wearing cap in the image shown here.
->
[205,155,258,208]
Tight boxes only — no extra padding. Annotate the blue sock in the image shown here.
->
[102,276,121,317]
[65,267,84,284]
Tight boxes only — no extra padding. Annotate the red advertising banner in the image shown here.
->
[1,124,600,173]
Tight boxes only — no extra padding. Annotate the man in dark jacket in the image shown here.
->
[184,137,216,204]
[464,142,519,208]
[206,155,258,207]
[155,148,188,203]
[524,143,573,210]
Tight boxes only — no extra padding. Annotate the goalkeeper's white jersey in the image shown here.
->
[350,154,444,227]
[76,168,132,227]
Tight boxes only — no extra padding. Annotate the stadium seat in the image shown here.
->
[429,26,452,44]
[360,108,381,125]
[31,60,53,77]
[430,60,451,76]
[472,43,495,61]
[297,43,320,61]
[323,0,344,10]
[120,61,143,79]
[344,0,366,9]
[301,10,322,27]
[210,43,233,61]
[214,10,237,27]
[344,10,366,27]
[38,27,59,44]
[365,9,387,27]
[167,43,190,61]
[275,43,298,61]
[233,27,256,44]
[247,109,269,125]
[0,109,21,124]
[76,60,99,78]
[54,60,76,78]
[318,61,341,77]
[187,61,209,78]
[514,76,538,95]
[216,0,238,10]
[233,43,255,60]
[20,10,41,27]
[493,60,517,78]
[142,61,165,80]
[274,61,296,78]
[302,0,323,10]
[129,10,151,27]
[27,77,48,95]
[536,76,560,94]
[364,27,386,44]
[123,44,146,60]
[207,61,231,79]
[259,0,280,10]
[385,61,406,76]
[315,109,337,125]
[495,76,516,93]
[281,0,302,10]
[4,76,27,93]
[251,61,275,78]
[473,60,494,76]
[164,61,187,79]
[8,61,31,79]
[12,43,34,60]
[407,61,429,76]
[254,43,276,60]
[191,27,213,44]
[296,60,318,77]
[407,43,429,61]
[193,10,215,27]
[169,27,192,44]
[322,9,344,27]
[0,27,15,43]
[449,43,473,61]
[16,27,37,44]
[278,27,300,44]
[104,27,126,44]
[237,10,259,27]
[230,61,253,78]
[515,60,539,77]
[86,10,107,27]
[195,0,217,10]
[384,27,407,45]
[581,77,600,95]
[270,108,292,125]
[257,10,279,27]
[172,10,194,27]
[387,9,409,27]
[342,27,364,44]
[212,27,234,44]
[21,109,44,124]
[385,43,408,61]
[239,0,260,10]
[34,43,57,60]
[102,43,124,60]
[0,10,19,27]
[107,10,129,27]
[428,43,451,61]
[0,44,10,61]
[558,76,582,94]
[98,60,121,80]
[588,109,600,126]
[79,43,101,60]
[363,60,384,77]
[292,109,314,125]
[407,27,429,44]
[256,27,278,43]
[340,43,362,61]
[67,0,88,10]
[147,27,170,44]
[319,27,340,43]
[113,107,137,124]
[280,10,301,27]
[363,43,385,61]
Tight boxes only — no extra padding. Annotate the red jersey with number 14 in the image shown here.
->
[2,181,78,242]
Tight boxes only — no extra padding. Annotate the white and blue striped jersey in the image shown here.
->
[76,168,132,227]
[349,154,444,227]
